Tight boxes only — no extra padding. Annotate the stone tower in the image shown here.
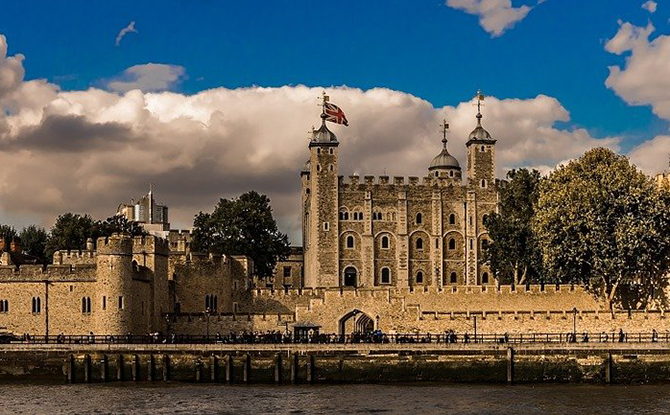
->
[303,115,340,288]
[94,234,134,335]
[465,93,497,285]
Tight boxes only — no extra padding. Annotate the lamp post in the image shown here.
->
[473,314,477,343]
[572,307,578,342]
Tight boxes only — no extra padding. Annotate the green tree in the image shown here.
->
[19,225,49,263]
[534,148,670,309]
[192,191,291,277]
[96,215,147,237]
[45,213,97,260]
[484,168,544,285]
[0,225,17,248]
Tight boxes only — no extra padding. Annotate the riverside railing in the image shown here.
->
[4,331,669,345]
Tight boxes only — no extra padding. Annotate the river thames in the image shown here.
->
[0,383,668,414]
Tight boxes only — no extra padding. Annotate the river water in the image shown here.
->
[0,383,668,414]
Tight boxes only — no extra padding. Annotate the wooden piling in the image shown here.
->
[605,353,613,384]
[132,355,139,381]
[243,353,251,384]
[66,354,75,384]
[306,354,315,384]
[84,354,91,383]
[117,354,124,381]
[290,353,299,384]
[274,353,283,384]
[162,354,170,382]
[225,354,233,384]
[507,347,514,385]
[101,354,108,382]
[148,355,154,382]
[210,355,218,382]
[195,359,202,383]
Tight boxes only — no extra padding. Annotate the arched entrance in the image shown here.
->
[338,309,375,335]
[343,267,357,287]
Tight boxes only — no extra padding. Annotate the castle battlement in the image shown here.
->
[132,235,170,255]
[96,234,134,255]
[52,249,96,265]
[0,264,97,282]
[338,174,464,190]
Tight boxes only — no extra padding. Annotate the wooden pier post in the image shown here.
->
[243,353,251,384]
[274,353,283,384]
[84,354,91,383]
[162,354,170,382]
[210,355,218,382]
[195,359,202,383]
[101,354,108,382]
[290,353,299,384]
[605,353,613,384]
[507,347,514,385]
[148,355,154,382]
[225,354,233,384]
[132,355,139,381]
[66,354,75,384]
[117,354,124,381]
[306,354,315,384]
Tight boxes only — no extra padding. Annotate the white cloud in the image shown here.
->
[115,21,138,46]
[0,33,632,244]
[642,1,657,13]
[446,0,533,37]
[629,135,670,174]
[605,21,670,121]
[105,63,186,93]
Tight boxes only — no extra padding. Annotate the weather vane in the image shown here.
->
[440,119,449,149]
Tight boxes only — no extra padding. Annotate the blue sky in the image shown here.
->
[1,0,669,236]
[1,0,668,149]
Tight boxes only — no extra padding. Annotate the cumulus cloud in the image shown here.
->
[0,33,632,243]
[446,0,534,37]
[605,21,670,121]
[115,21,138,46]
[105,63,186,93]
[642,1,657,13]
[629,135,670,174]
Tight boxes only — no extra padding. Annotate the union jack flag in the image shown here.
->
[324,102,349,126]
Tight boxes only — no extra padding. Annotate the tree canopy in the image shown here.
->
[45,213,97,260]
[484,168,543,285]
[19,225,49,264]
[534,148,670,309]
[0,225,17,247]
[191,191,291,277]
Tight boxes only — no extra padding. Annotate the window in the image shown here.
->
[435,238,439,249]
[118,296,124,310]
[448,238,456,250]
[31,297,41,314]
[381,268,391,284]
[323,222,329,231]
[316,164,321,171]
[0,300,8,313]
[69,285,73,292]
[482,272,489,284]
[346,235,355,249]
[416,213,423,224]
[416,238,423,250]
[416,271,424,284]
[481,179,487,188]
[329,165,334,171]
[449,213,456,225]
[481,145,485,152]
[329,148,334,155]
[102,296,106,311]
[353,211,362,221]
[81,297,91,314]
[435,171,439,177]
[205,294,218,312]
[450,272,457,284]
[373,211,382,221]
[470,239,474,250]
[450,171,454,177]
[283,266,291,278]
[381,235,389,249]
[317,148,321,154]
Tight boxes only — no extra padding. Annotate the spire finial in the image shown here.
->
[475,89,485,126]
[440,119,449,149]
[319,91,329,125]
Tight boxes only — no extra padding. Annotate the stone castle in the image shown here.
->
[1,102,669,337]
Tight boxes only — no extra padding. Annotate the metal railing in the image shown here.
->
[4,331,669,345]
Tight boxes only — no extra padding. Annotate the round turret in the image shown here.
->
[309,122,338,147]
[429,149,460,170]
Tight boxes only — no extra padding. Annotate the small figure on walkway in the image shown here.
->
[618,328,626,343]
[652,329,658,343]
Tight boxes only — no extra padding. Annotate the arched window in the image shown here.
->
[449,213,456,225]
[82,297,86,313]
[481,179,487,188]
[32,297,41,314]
[81,297,91,314]
[212,295,218,312]
[435,171,439,177]
[344,267,357,287]
[416,213,423,224]
[346,235,355,249]
[416,238,423,250]
[381,268,391,284]
[450,171,454,177]
[481,145,485,152]
[205,295,210,310]
[0,300,8,313]
[381,235,389,249]
[448,238,456,250]
[450,272,457,284]
[416,271,424,284]
[482,272,489,284]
